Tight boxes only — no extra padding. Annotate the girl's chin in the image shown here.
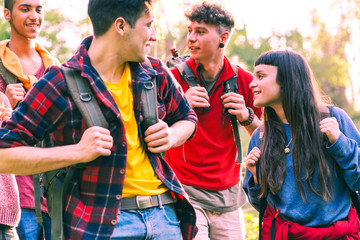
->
[253,100,262,108]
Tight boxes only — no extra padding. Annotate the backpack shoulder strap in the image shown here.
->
[0,58,18,85]
[62,66,108,129]
[141,75,159,131]
[319,105,331,119]
[223,63,241,163]
[223,64,239,94]
[175,61,199,87]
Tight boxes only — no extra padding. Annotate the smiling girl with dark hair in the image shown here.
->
[243,49,360,239]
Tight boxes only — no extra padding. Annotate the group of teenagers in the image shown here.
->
[0,0,359,239]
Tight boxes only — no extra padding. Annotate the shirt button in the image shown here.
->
[120,169,125,174]
[116,194,121,200]
[111,219,117,225]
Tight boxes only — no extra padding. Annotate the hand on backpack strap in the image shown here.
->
[320,117,341,145]
[77,126,113,162]
[220,92,248,121]
[246,146,262,185]
[5,83,25,109]
[143,119,171,153]
[184,87,210,109]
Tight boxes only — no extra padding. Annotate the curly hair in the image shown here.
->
[185,1,235,33]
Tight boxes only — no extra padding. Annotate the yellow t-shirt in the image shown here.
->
[103,63,167,197]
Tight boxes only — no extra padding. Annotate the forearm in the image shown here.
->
[169,120,196,148]
[0,144,94,175]
[244,115,262,135]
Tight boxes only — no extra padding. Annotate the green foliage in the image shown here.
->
[244,203,259,240]
[227,27,271,71]
[39,9,92,63]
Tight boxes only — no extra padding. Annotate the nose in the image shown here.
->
[187,31,196,43]
[249,77,257,89]
[150,27,157,42]
[29,9,39,20]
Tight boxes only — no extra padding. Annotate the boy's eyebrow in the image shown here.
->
[18,4,43,8]
[187,25,208,30]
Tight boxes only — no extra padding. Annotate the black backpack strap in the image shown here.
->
[62,66,108,129]
[0,58,18,85]
[34,134,54,225]
[223,65,242,164]
[141,76,159,131]
[319,105,331,118]
[175,61,199,87]
[33,174,43,224]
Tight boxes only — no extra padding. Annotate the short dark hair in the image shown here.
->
[185,1,235,33]
[88,0,154,37]
[4,0,15,11]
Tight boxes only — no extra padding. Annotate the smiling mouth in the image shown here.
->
[189,46,199,51]
[25,23,39,27]
[253,91,261,96]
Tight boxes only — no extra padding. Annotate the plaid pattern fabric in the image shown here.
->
[0,36,197,239]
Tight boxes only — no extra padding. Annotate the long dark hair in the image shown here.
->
[255,50,331,202]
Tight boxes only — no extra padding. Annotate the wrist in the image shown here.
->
[239,107,255,126]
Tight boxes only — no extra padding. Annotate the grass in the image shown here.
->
[243,202,259,240]
[240,128,259,240]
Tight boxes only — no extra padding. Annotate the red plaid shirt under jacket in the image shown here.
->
[0,36,198,239]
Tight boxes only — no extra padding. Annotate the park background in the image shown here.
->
[0,0,359,239]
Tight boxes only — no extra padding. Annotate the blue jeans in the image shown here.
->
[111,203,181,239]
[16,209,51,240]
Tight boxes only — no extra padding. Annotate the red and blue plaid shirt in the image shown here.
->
[0,36,198,239]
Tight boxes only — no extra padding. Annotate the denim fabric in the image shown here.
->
[16,209,51,240]
[0,225,19,240]
[111,203,181,239]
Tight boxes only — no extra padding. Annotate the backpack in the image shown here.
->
[0,58,18,85]
[167,54,243,164]
[256,105,360,240]
[32,66,158,240]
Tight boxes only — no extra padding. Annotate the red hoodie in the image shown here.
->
[262,204,360,240]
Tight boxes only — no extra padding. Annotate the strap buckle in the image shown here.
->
[136,196,153,209]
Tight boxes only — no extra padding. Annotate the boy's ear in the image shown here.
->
[114,17,126,35]
[221,31,230,44]
[4,8,11,22]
